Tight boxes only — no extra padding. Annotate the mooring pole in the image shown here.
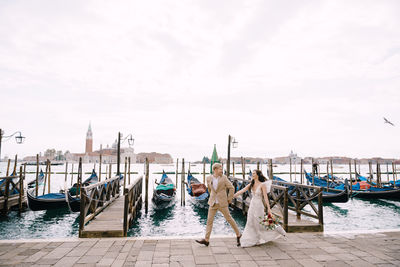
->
[99,154,102,182]
[176,158,179,189]
[35,154,39,197]
[241,157,246,180]
[203,160,206,183]
[145,157,149,213]
[117,132,121,176]
[181,158,185,206]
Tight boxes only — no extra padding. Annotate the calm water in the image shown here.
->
[0,162,399,239]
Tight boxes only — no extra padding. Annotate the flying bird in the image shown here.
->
[384,117,395,126]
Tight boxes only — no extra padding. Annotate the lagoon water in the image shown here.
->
[1,162,399,239]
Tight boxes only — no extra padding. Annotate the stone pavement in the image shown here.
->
[0,230,399,267]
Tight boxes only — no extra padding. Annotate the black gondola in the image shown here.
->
[27,170,45,189]
[27,189,68,211]
[66,170,99,212]
[152,172,176,209]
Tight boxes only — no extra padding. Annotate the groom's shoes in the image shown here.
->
[195,239,209,246]
[236,234,242,247]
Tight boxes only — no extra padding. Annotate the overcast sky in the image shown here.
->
[1,0,399,161]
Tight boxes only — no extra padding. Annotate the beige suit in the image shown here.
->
[205,175,240,240]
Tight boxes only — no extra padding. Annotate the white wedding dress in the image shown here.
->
[240,181,286,248]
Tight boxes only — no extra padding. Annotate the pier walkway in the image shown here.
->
[0,230,399,266]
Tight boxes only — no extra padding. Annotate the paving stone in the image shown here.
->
[67,246,91,257]
[42,247,72,259]
[237,260,258,267]
[97,257,115,266]
[276,259,300,266]
[134,260,151,267]
[53,256,80,267]
[23,251,49,263]
[296,258,323,267]
[77,255,102,264]
[347,259,376,267]
[195,255,217,264]
[214,254,237,263]
[310,254,338,262]
[111,259,125,267]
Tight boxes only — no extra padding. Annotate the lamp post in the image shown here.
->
[226,135,238,177]
[116,132,134,175]
[0,129,25,161]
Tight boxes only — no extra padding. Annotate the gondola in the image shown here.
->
[27,189,68,211]
[27,170,45,189]
[152,172,176,209]
[66,170,99,212]
[276,174,349,203]
[186,171,208,208]
[305,171,400,200]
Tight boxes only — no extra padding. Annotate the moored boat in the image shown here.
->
[186,171,208,208]
[152,172,176,209]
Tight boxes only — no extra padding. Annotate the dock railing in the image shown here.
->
[79,175,120,236]
[123,176,143,236]
[230,177,324,232]
[0,166,26,215]
[273,180,324,232]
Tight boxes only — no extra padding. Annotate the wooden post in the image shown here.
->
[13,155,17,175]
[300,159,304,184]
[35,154,39,197]
[311,158,315,186]
[48,160,51,194]
[77,158,82,197]
[377,162,381,188]
[124,157,127,190]
[227,135,231,177]
[181,159,185,206]
[349,160,353,195]
[232,162,235,177]
[369,161,373,183]
[128,157,131,185]
[42,160,48,196]
[176,159,179,188]
[188,162,191,172]
[6,158,11,176]
[70,163,74,186]
[3,174,10,214]
[109,163,112,178]
[283,188,288,232]
[268,159,273,180]
[392,162,397,188]
[18,165,23,213]
[386,162,390,183]
[145,158,149,213]
[105,165,108,180]
[99,154,102,182]
[64,162,68,186]
[241,157,246,180]
[330,158,334,185]
[326,161,329,192]
[257,161,260,171]
[203,161,206,184]
[289,157,292,182]
[318,187,324,231]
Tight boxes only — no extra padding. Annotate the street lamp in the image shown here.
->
[0,129,26,161]
[227,135,238,177]
[117,132,134,175]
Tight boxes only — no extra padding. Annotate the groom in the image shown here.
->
[196,163,241,246]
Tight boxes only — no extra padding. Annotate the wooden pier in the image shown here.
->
[0,166,27,214]
[79,175,143,238]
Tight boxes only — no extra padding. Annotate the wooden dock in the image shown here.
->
[80,196,125,238]
[79,175,143,238]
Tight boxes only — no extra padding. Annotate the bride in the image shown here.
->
[233,170,286,247]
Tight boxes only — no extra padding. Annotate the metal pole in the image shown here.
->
[117,132,121,176]
[0,128,2,161]
[227,135,231,177]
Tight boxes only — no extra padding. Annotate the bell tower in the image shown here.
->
[85,122,93,153]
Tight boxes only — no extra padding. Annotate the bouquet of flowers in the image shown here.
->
[259,213,281,230]
[260,213,287,237]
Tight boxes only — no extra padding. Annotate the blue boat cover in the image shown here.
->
[37,193,65,199]
[160,171,168,184]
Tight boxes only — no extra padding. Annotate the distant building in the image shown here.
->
[85,123,93,153]
[136,152,173,164]
[66,123,136,163]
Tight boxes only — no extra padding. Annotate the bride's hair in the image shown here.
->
[250,170,268,191]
